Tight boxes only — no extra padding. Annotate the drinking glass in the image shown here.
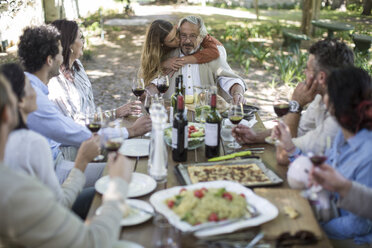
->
[157,74,169,100]
[194,88,210,123]
[266,98,290,145]
[227,103,244,150]
[85,109,104,161]
[152,215,179,248]
[143,93,153,137]
[132,77,145,101]
[221,118,235,153]
[302,152,327,200]
[102,120,124,154]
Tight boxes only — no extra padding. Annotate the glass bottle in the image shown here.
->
[205,92,222,158]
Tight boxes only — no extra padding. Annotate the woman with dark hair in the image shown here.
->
[139,19,222,86]
[274,67,372,244]
[2,63,101,218]
[48,19,141,123]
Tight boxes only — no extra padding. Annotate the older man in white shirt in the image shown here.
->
[149,16,247,104]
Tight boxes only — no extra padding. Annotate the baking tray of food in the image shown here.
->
[174,158,283,187]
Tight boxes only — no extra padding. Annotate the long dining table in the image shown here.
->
[86,111,333,248]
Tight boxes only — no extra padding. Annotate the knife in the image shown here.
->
[208,151,253,162]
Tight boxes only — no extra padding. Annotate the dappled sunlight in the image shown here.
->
[86,70,114,79]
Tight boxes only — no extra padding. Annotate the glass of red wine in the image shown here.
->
[157,74,169,100]
[266,98,290,145]
[102,120,124,154]
[227,103,244,150]
[86,109,104,161]
[132,77,145,101]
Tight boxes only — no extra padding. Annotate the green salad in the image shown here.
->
[164,123,205,149]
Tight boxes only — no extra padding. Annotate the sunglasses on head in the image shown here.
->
[276,230,317,247]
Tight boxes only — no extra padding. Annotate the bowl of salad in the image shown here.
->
[164,122,205,150]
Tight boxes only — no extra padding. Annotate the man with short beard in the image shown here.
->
[151,16,247,104]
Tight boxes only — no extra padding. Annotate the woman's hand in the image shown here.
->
[116,101,142,118]
[310,163,352,197]
[74,135,101,171]
[162,57,185,71]
[108,153,133,184]
[273,121,296,153]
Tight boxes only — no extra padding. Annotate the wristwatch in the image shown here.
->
[289,100,302,113]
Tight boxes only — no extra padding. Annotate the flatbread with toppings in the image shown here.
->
[187,163,272,185]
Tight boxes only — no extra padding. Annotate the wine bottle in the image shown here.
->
[205,93,222,158]
[179,75,185,96]
[172,95,188,162]
[170,77,182,125]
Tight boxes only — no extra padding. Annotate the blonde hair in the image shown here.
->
[139,20,173,85]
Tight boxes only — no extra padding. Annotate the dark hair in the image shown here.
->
[327,66,372,133]
[0,63,28,130]
[18,25,61,73]
[51,19,80,72]
[309,39,354,75]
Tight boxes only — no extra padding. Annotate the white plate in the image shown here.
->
[149,181,278,238]
[95,172,157,198]
[97,199,154,227]
[119,139,150,157]
[113,240,144,248]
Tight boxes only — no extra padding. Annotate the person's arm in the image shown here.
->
[187,34,221,64]
[286,81,319,137]
[232,124,271,144]
[4,154,132,248]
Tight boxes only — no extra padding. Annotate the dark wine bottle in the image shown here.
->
[205,93,222,158]
[170,77,182,125]
[172,95,188,162]
[178,75,185,96]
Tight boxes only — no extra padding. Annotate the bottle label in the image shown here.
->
[169,107,174,124]
[172,128,177,149]
[205,123,218,146]
[184,125,188,149]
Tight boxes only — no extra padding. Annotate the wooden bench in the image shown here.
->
[282,29,309,53]
[351,34,372,54]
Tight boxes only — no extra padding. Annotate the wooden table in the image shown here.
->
[87,113,333,248]
[311,19,354,39]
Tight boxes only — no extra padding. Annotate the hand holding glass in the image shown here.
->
[227,104,244,149]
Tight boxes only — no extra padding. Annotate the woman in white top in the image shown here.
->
[2,63,100,216]
[48,19,141,123]
[0,72,133,248]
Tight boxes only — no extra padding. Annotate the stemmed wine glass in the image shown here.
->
[85,109,104,161]
[227,103,244,150]
[266,98,290,145]
[157,74,169,100]
[143,93,153,137]
[102,120,124,154]
[132,77,145,101]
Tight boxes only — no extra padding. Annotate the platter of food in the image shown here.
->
[149,180,278,237]
[164,122,204,150]
[175,158,283,187]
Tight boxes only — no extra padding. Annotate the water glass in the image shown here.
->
[152,215,179,248]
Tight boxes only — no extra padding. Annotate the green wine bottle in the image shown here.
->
[170,77,182,124]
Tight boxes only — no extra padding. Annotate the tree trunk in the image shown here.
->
[362,0,371,15]
[301,0,313,35]
[255,0,259,20]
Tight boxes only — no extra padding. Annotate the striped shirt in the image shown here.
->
[48,59,96,124]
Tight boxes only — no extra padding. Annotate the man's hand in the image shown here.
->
[108,153,133,184]
[74,135,101,171]
[162,57,185,71]
[127,115,152,138]
[310,163,352,198]
[116,101,142,118]
[143,84,158,102]
[230,84,246,104]
[292,80,318,107]
[272,121,296,154]
[232,125,258,144]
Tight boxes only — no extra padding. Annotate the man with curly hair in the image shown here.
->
[233,39,354,164]
[18,25,150,186]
